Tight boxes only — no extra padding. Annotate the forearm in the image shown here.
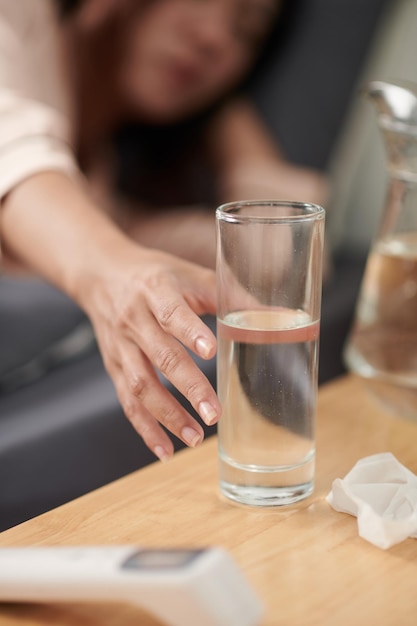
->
[221,159,329,207]
[207,98,328,206]
[0,172,133,306]
[207,98,281,171]
[88,165,216,270]
[207,97,331,280]
[110,199,216,269]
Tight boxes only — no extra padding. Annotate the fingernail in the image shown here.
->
[199,401,219,426]
[196,337,213,359]
[154,446,171,463]
[181,426,203,447]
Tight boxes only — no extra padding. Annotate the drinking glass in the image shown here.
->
[216,200,325,506]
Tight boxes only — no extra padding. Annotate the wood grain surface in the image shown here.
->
[1,375,417,625]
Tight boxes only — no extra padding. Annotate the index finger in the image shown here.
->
[131,305,221,427]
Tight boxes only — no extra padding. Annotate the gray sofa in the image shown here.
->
[0,0,388,531]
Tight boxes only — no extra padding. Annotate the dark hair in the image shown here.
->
[244,0,301,88]
[55,0,81,17]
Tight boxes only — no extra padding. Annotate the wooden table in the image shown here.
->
[1,375,417,626]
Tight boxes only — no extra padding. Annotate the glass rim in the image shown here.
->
[216,200,325,224]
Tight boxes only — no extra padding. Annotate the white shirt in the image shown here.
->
[0,0,78,202]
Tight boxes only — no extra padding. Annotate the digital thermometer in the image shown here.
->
[0,545,263,626]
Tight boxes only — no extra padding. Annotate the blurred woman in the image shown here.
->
[0,0,326,460]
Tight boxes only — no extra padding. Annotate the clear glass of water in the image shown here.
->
[216,201,325,506]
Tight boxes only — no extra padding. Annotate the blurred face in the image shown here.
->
[117,0,279,122]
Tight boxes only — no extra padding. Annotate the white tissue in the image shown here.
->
[326,452,417,549]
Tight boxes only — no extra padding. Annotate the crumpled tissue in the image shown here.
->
[326,452,417,549]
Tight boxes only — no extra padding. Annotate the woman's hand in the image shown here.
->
[1,172,221,461]
[79,242,221,461]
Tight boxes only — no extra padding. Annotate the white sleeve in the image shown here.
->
[0,0,79,201]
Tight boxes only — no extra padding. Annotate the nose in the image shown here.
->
[188,5,233,57]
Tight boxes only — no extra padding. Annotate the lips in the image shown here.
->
[164,58,202,89]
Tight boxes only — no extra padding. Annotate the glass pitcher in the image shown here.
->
[344,79,417,419]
